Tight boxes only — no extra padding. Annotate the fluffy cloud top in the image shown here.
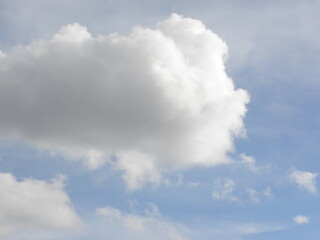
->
[0,14,249,190]
[293,215,309,224]
[0,173,81,237]
[288,168,317,194]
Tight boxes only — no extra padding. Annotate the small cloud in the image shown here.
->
[176,173,184,186]
[128,199,139,212]
[240,223,286,235]
[144,202,161,218]
[96,204,187,239]
[187,181,200,187]
[246,188,260,203]
[293,215,309,224]
[239,154,258,172]
[174,173,200,188]
[246,186,273,202]
[213,178,273,203]
[213,178,239,202]
[263,186,273,199]
[238,153,272,173]
[288,168,317,194]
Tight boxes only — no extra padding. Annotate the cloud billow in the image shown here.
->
[0,14,249,190]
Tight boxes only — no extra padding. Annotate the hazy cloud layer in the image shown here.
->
[0,173,81,237]
[0,14,249,190]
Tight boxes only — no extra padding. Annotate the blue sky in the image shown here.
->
[0,1,319,239]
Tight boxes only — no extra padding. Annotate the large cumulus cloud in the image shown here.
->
[0,14,249,190]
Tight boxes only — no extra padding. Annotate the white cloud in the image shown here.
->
[293,215,309,224]
[246,186,273,202]
[0,172,81,237]
[239,154,259,172]
[54,23,92,43]
[116,150,163,191]
[96,204,187,240]
[239,223,285,235]
[288,168,317,194]
[213,178,238,202]
[238,153,272,173]
[176,173,184,186]
[246,188,260,203]
[0,14,249,190]
[263,186,273,199]
[213,178,273,203]
[174,174,200,187]
[180,221,285,240]
[187,181,200,188]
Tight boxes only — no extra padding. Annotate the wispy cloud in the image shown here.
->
[213,178,239,202]
[238,153,272,173]
[95,203,188,240]
[213,178,273,203]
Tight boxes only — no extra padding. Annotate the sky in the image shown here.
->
[0,0,319,239]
